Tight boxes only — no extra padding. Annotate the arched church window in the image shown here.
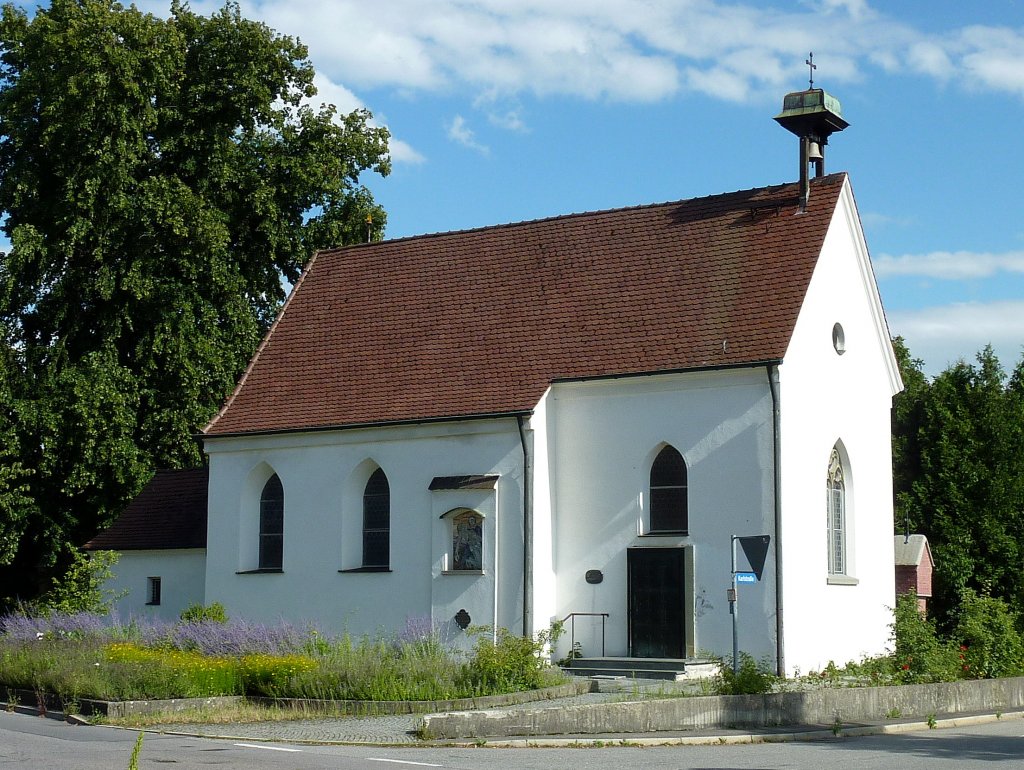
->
[827,447,846,575]
[650,445,688,533]
[362,468,390,568]
[259,474,284,570]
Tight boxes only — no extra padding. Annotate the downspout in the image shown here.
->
[493,482,500,644]
[767,364,785,676]
[516,416,533,638]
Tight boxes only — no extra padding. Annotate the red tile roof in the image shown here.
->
[205,174,847,437]
[84,468,208,550]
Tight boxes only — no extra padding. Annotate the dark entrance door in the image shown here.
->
[627,547,686,658]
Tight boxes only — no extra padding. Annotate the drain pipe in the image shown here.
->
[767,364,785,676]
[517,415,533,638]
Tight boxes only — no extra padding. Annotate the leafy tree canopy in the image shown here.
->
[893,341,1024,626]
[0,0,390,599]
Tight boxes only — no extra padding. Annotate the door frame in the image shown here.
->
[626,545,695,659]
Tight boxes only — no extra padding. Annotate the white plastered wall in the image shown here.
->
[203,419,526,640]
[542,368,777,662]
[528,389,557,639]
[777,177,902,675]
[105,549,206,622]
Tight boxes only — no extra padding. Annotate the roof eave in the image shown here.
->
[201,408,536,442]
[550,359,785,386]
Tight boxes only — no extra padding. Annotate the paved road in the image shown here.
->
[4,710,1024,769]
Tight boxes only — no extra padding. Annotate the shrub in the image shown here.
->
[460,626,563,694]
[713,653,777,695]
[37,549,124,616]
[891,592,961,683]
[952,590,1024,679]
[179,603,228,624]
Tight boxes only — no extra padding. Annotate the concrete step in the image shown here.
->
[562,657,718,681]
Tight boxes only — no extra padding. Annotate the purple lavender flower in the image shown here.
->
[0,611,109,640]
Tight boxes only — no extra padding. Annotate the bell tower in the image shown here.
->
[774,53,848,211]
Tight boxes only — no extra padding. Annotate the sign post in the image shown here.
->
[729,534,772,674]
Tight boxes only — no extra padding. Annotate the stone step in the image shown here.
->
[561,657,718,681]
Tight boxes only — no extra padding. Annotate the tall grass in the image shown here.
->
[0,611,566,703]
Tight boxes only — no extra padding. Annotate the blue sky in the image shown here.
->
[44,1,1024,375]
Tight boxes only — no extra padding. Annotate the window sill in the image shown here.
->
[339,566,392,573]
[442,570,485,576]
[827,575,859,586]
[145,602,160,606]
[640,531,689,537]
[236,568,283,575]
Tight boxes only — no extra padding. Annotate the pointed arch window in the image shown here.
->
[362,468,390,568]
[650,446,688,533]
[259,474,284,570]
[827,447,846,575]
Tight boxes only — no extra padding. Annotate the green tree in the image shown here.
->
[891,336,928,537]
[0,332,32,565]
[895,345,1024,625]
[38,546,124,615]
[0,0,390,601]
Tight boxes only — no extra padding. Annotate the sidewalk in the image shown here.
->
[116,678,1024,747]
[140,682,634,745]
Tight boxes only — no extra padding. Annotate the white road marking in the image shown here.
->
[367,760,443,767]
[233,742,303,753]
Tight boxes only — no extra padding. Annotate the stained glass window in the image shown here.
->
[827,447,846,575]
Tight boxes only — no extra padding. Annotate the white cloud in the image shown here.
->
[956,26,1024,96]
[860,211,913,230]
[486,108,526,132]
[888,300,1024,375]
[302,73,424,165]
[907,41,955,79]
[474,91,528,132]
[388,139,427,165]
[307,73,364,115]
[447,115,489,155]
[240,0,888,104]
[875,250,1024,280]
[141,2,1024,113]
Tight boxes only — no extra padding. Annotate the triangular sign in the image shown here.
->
[738,535,771,581]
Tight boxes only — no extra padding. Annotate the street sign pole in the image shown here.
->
[730,535,739,675]
[729,534,770,675]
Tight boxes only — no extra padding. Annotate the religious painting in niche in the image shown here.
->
[452,510,483,571]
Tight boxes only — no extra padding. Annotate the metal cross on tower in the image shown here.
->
[806,52,816,89]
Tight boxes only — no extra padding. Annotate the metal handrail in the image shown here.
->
[560,612,610,658]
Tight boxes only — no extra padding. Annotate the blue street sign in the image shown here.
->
[735,572,757,584]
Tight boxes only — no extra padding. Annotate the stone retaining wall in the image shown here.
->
[420,677,1024,739]
[2,679,591,718]
[2,688,243,718]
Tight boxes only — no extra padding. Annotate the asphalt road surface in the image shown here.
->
[3,711,1023,769]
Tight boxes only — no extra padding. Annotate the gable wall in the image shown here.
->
[204,419,526,641]
[777,179,899,674]
[541,368,777,662]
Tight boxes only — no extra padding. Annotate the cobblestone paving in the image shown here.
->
[147,685,665,744]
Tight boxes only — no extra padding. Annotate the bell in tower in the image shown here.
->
[774,53,848,210]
